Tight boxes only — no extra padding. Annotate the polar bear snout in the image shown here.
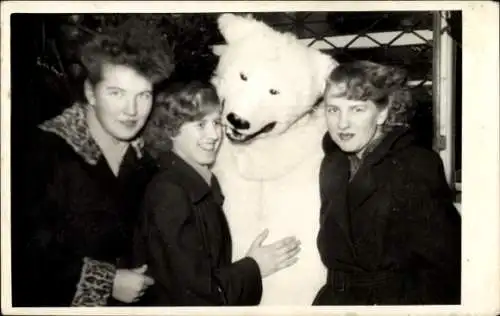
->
[227,112,250,130]
[225,118,277,143]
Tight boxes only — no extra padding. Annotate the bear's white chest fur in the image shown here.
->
[213,112,328,305]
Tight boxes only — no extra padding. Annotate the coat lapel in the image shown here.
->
[347,128,413,210]
[347,161,378,211]
[320,129,414,255]
[319,148,355,253]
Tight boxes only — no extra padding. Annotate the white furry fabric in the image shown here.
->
[213,110,328,305]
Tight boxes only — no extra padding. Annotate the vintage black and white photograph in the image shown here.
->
[1,1,499,314]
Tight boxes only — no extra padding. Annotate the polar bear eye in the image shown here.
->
[326,106,339,113]
[269,89,279,95]
[240,73,248,81]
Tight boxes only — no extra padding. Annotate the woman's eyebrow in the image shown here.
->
[105,86,125,91]
[104,86,152,94]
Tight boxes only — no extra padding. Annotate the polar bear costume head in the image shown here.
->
[212,13,337,144]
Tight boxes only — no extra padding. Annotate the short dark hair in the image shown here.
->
[143,81,221,158]
[326,60,414,131]
[80,17,175,85]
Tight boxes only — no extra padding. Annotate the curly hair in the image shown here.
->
[326,60,415,131]
[80,17,175,85]
[143,81,221,158]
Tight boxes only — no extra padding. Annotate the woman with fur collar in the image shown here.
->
[11,18,174,307]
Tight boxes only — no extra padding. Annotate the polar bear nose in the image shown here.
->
[227,112,250,130]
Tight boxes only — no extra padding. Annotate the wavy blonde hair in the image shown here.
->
[326,60,415,131]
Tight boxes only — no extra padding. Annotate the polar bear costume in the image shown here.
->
[211,14,338,305]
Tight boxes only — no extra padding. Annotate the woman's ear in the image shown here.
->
[84,79,96,106]
[376,106,390,126]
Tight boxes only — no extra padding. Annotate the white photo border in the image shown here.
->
[1,1,499,315]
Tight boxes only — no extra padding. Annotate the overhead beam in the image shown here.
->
[301,30,433,50]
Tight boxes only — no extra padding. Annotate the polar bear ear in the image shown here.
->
[312,51,339,94]
[211,44,227,56]
[217,13,267,44]
[210,74,222,90]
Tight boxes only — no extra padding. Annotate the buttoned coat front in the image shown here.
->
[133,151,263,306]
[314,128,461,305]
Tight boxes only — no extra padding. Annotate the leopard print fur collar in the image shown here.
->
[39,103,144,165]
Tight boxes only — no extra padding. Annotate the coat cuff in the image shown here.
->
[71,257,116,306]
[231,257,263,305]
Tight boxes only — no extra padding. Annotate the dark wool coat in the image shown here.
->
[313,128,461,305]
[11,104,157,307]
[133,151,263,306]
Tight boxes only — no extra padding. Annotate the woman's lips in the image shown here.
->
[199,143,218,152]
[338,132,355,141]
[119,119,138,128]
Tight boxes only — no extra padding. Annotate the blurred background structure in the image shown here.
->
[10,11,462,204]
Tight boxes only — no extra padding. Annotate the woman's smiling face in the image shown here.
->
[171,110,223,167]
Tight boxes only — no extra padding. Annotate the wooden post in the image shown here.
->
[432,11,456,187]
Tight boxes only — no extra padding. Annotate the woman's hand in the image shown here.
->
[112,264,154,303]
[246,229,301,278]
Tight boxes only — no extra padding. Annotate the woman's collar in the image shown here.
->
[157,150,218,204]
[39,102,144,165]
[322,127,414,164]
